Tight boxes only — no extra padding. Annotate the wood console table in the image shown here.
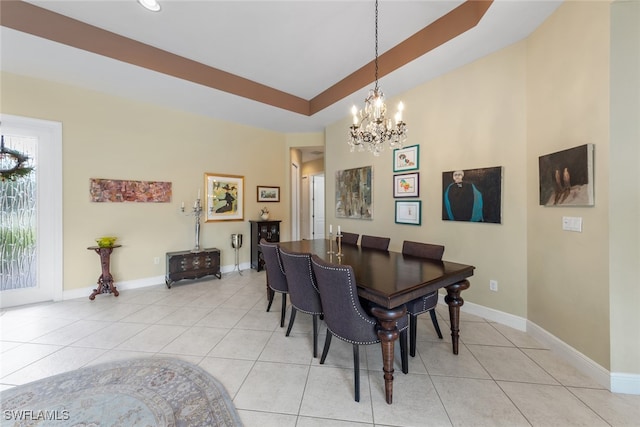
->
[87,245,121,300]
[165,248,221,288]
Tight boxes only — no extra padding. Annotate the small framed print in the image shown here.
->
[393,173,419,198]
[393,145,419,172]
[257,185,280,202]
[395,200,421,225]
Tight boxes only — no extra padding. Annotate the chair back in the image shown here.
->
[338,231,359,245]
[279,248,322,315]
[259,239,288,293]
[402,241,445,260]
[360,235,390,251]
[310,255,379,345]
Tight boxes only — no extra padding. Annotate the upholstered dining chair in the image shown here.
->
[360,235,391,251]
[402,240,445,357]
[259,239,288,328]
[278,248,323,357]
[338,231,359,246]
[310,254,408,402]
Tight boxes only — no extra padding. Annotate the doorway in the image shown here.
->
[0,114,62,308]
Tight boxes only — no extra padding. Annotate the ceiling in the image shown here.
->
[1,0,562,140]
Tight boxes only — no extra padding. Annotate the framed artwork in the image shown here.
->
[204,173,244,222]
[335,166,372,220]
[393,145,419,172]
[538,144,594,206]
[393,173,419,198]
[257,185,280,202]
[395,200,421,225]
[442,166,502,224]
[90,178,172,203]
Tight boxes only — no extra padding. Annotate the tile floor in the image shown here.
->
[2,270,639,426]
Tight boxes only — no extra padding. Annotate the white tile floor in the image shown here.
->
[2,269,639,426]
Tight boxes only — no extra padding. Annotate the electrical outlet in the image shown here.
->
[489,280,498,292]
[153,257,160,265]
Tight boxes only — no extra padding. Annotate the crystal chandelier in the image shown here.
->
[348,0,407,156]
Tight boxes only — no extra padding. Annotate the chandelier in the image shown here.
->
[348,0,407,156]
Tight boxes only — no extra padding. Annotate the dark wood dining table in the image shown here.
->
[277,239,475,404]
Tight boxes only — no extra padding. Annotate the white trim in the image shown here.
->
[63,262,252,300]
[0,114,63,307]
[610,373,640,395]
[438,294,638,395]
[526,320,612,390]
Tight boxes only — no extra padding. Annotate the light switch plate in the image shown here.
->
[562,216,582,232]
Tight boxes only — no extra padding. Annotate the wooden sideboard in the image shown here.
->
[165,248,221,288]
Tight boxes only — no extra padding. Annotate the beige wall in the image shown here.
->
[326,41,529,318]
[325,1,623,372]
[609,0,640,380]
[527,1,610,369]
[1,72,289,291]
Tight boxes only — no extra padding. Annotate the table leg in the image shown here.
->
[370,305,407,405]
[444,279,470,354]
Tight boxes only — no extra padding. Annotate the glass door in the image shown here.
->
[0,115,62,308]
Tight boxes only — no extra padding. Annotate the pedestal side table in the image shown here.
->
[87,244,121,300]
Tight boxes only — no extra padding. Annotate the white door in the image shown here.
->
[312,174,325,239]
[290,162,300,241]
[0,115,62,308]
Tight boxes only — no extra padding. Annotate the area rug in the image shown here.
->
[0,357,243,427]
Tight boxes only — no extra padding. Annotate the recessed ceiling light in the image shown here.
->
[137,0,161,12]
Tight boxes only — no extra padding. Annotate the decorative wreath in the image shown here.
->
[1,137,34,181]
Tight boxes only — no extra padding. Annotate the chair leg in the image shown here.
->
[353,344,360,402]
[286,307,297,336]
[280,293,287,328]
[400,329,408,374]
[320,331,332,364]
[409,313,418,357]
[266,288,274,312]
[312,314,318,358]
[430,309,443,339]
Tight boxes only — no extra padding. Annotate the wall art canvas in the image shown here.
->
[205,173,244,222]
[442,166,502,223]
[335,166,372,220]
[538,144,594,206]
[90,178,172,202]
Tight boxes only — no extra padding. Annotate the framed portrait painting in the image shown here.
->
[442,166,502,224]
[204,173,244,222]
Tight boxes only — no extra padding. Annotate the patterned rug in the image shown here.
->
[0,357,243,426]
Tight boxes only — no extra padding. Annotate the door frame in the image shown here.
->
[0,114,63,307]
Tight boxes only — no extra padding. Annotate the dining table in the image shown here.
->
[277,238,475,404]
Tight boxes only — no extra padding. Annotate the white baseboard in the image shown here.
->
[526,320,612,391]
[63,262,253,301]
[438,294,639,395]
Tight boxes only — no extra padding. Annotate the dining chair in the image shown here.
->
[360,235,390,251]
[338,231,359,245]
[402,240,445,357]
[259,239,288,328]
[278,248,323,357]
[310,254,408,402]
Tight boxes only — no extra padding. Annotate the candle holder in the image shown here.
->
[327,232,335,254]
[336,233,344,257]
[182,198,203,253]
